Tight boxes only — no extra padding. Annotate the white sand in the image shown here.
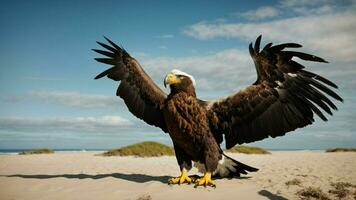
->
[0,151,355,200]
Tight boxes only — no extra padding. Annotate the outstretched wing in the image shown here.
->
[206,35,343,149]
[93,37,168,133]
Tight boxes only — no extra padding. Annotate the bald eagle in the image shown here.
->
[93,35,342,187]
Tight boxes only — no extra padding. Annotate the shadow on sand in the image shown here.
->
[4,173,288,199]
[5,173,170,184]
[4,173,251,183]
[258,190,288,200]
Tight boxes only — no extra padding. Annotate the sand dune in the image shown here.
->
[0,151,355,200]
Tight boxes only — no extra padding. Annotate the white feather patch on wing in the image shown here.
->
[288,73,297,77]
[171,69,196,87]
[194,157,239,177]
[275,80,283,86]
[193,161,206,173]
[213,157,237,177]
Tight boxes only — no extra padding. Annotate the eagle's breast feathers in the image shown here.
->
[164,92,211,157]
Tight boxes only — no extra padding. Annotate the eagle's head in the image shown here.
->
[164,69,196,95]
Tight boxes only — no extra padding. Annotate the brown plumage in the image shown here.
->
[207,36,343,149]
[93,35,342,187]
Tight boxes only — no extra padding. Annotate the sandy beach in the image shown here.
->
[0,151,355,200]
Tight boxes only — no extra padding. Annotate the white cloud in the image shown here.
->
[158,34,174,39]
[140,48,255,92]
[240,6,280,21]
[138,47,353,95]
[279,0,333,7]
[0,116,133,134]
[159,45,167,49]
[292,4,334,15]
[183,11,356,62]
[313,132,353,141]
[0,95,25,103]
[30,91,121,108]
[133,2,356,96]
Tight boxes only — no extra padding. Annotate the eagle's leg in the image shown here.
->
[194,171,215,188]
[168,143,194,185]
[194,139,220,188]
[168,168,192,184]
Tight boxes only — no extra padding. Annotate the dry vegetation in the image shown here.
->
[101,141,175,157]
[326,148,356,152]
[294,182,356,200]
[102,142,270,157]
[328,182,356,199]
[19,148,54,155]
[136,195,152,200]
[285,178,302,187]
[297,187,331,200]
[225,145,271,154]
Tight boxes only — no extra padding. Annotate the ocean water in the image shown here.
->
[0,148,324,154]
[0,149,108,154]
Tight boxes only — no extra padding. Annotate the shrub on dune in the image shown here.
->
[101,141,175,157]
[325,148,356,152]
[19,148,54,155]
[225,145,271,154]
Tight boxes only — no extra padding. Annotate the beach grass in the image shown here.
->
[285,178,302,186]
[328,182,356,198]
[101,141,175,157]
[297,187,331,200]
[325,147,356,152]
[225,145,271,154]
[19,148,54,155]
[136,195,152,200]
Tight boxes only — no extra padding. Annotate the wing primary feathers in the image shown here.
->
[291,75,336,115]
[104,36,122,51]
[294,94,328,121]
[289,60,305,71]
[262,43,273,51]
[269,43,302,52]
[96,41,117,53]
[300,79,338,110]
[304,97,328,121]
[254,35,262,53]
[300,70,338,88]
[94,58,115,65]
[120,46,130,57]
[299,85,333,115]
[92,49,115,57]
[94,66,117,79]
[284,51,328,63]
[307,78,343,102]
[103,37,130,58]
[287,94,314,122]
[249,43,255,56]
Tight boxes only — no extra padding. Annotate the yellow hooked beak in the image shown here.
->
[164,73,181,88]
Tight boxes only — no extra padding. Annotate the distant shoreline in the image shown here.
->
[0,148,326,154]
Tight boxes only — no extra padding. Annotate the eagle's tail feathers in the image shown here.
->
[213,154,258,178]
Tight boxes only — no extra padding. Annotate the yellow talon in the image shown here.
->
[168,168,192,185]
[194,172,216,188]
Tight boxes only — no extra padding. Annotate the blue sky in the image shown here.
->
[0,0,355,150]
